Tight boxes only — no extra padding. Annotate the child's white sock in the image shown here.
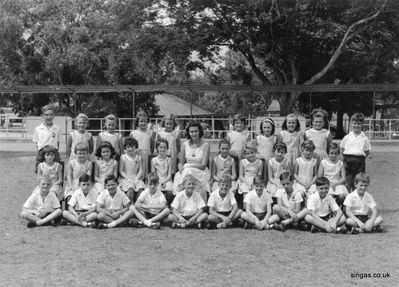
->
[144,219,152,227]
[108,221,117,228]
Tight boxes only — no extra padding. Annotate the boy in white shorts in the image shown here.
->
[272,172,308,231]
[21,175,62,228]
[62,174,98,227]
[240,176,279,230]
[207,175,242,229]
[168,175,208,229]
[305,177,347,233]
[344,172,383,234]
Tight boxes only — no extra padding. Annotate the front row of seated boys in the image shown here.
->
[21,171,383,234]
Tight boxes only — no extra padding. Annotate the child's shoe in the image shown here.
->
[197,222,204,229]
[310,225,319,233]
[150,222,160,229]
[336,226,347,234]
[27,222,36,228]
[350,227,360,235]
[273,223,286,232]
[128,218,139,227]
[97,222,108,229]
[374,226,383,233]
[206,223,216,230]
[297,222,308,231]
[243,222,251,229]
[59,218,68,226]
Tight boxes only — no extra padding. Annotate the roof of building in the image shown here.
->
[155,94,211,116]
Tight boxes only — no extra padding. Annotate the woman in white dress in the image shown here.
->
[173,121,210,202]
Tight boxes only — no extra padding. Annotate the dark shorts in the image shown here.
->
[320,214,332,221]
[253,212,267,220]
[143,211,158,219]
[217,211,231,217]
[355,215,369,223]
[182,215,194,220]
[343,155,366,177]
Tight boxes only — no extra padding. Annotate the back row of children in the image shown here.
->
[28,104,381,233]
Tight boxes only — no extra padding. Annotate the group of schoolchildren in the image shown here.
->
[21,104,384,234]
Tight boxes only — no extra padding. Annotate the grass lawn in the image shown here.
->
[0,151,398,287]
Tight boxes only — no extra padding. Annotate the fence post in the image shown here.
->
[389,119,392,140]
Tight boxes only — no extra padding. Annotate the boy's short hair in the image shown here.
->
[354,172,370,184]
[273,142,287,153]
[124,137,138,149]
[233,114,246,125]
[39,175,52,183]
[156,137,169,150]
[75,142,89,153]
[41,104,55,114]
[219,174,232,185]
[253,176,264,185]
[147,172,159,184]
[350,113,365,124]
[104,174,117,185]
[316,176,330,186]
[218,138,230,148]
[279,172,293,182]
[183,174,197,185]
[327,142,340,154]
[79,174,92,183]
[301,140,316,151]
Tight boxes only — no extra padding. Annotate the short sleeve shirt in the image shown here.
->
[275,188,303,210]
[207,189,237,212]
[23,191,60,215]
[136,188,167,214]
[343,190,376,216]
[307,193,339,217]
[244,189,273,213]
[171,191,206,217]
[33,123,61,150]
[96,189,130,211]
[340,131,371,156]
[68,188,99,211]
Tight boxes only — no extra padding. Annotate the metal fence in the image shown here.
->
[1,115,399,141]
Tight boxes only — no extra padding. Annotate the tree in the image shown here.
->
[159,0,397,114]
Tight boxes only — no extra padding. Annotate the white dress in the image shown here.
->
[69,130,92,159]
[94,158,117,192]
[280,130,302,164]
[305,128,330,160]
[152,156,173,191]
[98,131,122,156]
[119,154,146,192]
[37,162,63,200]
[130,129,153,179]
[173,141,210,195]
[227,130,250,159]
[320,159,348,195]
[256,134,277,161]
[238,158,262,194]
[157,129,179,173]
[64,160,92,198]
[266,157,291,197]
[294,157,317,195]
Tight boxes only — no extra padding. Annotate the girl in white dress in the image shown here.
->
[66,113,93,160]
[256,118,281,161]
[64,142,93,206]
[96,114,123,159]
[94,142,118,193]
[293,140,318,199]
[130,110,154,180]
[266,143,292,200]
[155,114,181,174]
[227,114,251,161]
[119,137,145,202]
[151,138,173,205]
[173,121,210,202]
[318,143,348,205]
[37,145,63,201]
[305,109,332,161]
[280,113,304,165]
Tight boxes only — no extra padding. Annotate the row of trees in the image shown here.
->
[1,0,398,123]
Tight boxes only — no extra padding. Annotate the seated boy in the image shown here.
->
[21,175,62,228]
[207,175,242,229]
[272,172,308,231]
[62,174,98,227]
[96,175,130,228]
[168,175,208,229]
[344,172,383,234]
[305,177,347,233]
[240,176,279,230]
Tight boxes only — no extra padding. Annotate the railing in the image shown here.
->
[1,116,399,141]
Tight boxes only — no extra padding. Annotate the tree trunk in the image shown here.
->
[278,91,301,116]
[336,107,344,139]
